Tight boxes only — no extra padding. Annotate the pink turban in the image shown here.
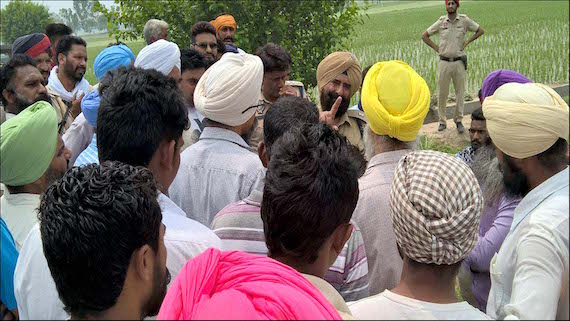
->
[158,248,342,320]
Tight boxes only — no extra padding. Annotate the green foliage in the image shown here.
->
[94,0,366,87]
[57,0,108,33]
[1,0,54,44]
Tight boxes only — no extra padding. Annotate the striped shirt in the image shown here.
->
[211,189,370,302]
[74,134,99,167]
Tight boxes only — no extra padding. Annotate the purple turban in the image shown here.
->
[480,69,532,101]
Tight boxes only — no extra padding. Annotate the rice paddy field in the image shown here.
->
[83,0,569,98]
[349,0,569,100]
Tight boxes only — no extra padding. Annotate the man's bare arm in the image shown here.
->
[421,31,439,54]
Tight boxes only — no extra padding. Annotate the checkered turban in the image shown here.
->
[389,150,483,265]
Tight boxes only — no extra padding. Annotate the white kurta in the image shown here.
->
[14,193,220,320]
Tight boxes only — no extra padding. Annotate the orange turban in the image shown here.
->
[210,14,237,34]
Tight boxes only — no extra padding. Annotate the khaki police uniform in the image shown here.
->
[339,109,367,152]
[248,81,311,153]
[427,14,479,124]
[317,98,367,152]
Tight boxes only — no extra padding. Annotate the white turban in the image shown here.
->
[194,53,263,127]
[483,83,569,159]
[134,39,181,76]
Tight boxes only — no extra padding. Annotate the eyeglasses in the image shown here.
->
[193,42,217,50]
[242,103,264,114]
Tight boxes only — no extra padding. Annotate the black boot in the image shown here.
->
[438,123,447,131]
[456,122,465,134]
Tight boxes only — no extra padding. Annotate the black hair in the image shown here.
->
[97,67,189,166]
[45,23,73,40]
[478,89,482,100]
[39,161,162,319]
[0,54,37,106]
[55,35,87,59]
[263,96,319,156]
[216,37,226,54]
[261,123,366,264]
[536,138,568,169]
[180,48,206,73]
[361,65,372,87]
[255,43,292,73]
[471,106,485,121]
[190,21,217,43]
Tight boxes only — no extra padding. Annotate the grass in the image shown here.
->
[350,1,569,103]
[80,1,569,94]
[418,134,463,155]
[83,33,145,84]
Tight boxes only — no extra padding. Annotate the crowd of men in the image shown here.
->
[0,1,568,319]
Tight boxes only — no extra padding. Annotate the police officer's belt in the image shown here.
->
[439,56,463,62]
[440,56,467,70]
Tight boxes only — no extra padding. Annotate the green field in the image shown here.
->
[350,0,569,100]
[82,0,569,99]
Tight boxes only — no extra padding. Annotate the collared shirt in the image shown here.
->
[169,127,265,227]
[248,92,274,153]
[455,146,474,167]
[463,194,519,312]
[352,149,411,296]
[0,191,40,251]
[348,290,492,320]
[211,189,370,302]
[74,134,99,167]
[487,167,569,320]
[426,14,480,58]
[0,218,18,310]
[62,113,95,168]
[13,193,220,320]
[336,112,364,151]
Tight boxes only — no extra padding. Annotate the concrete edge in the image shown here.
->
[423,84,569,124]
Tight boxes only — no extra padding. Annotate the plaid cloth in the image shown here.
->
[389,150,483,265]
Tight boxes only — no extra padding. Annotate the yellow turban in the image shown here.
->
[361,60,430,142]
[483,83,569,159]
[210,14,237,34]
[316,52,362,99]
[1,101,58,186]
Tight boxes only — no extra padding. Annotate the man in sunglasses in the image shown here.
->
[169,52,265,227]
[190,21,218,65]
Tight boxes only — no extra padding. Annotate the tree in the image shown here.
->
[58,0,108,34]
[94,0,366,87]
[1,0,54,44]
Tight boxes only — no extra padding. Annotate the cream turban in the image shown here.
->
[1,101,58,186]
[361,60,430,142]
[483,83,569,159]
[134,39,181,76]
[194,53,263,127]
[389,150,483,265]
[316,52,362,99]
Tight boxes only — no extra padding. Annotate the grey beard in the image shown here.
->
[471,144,504,207]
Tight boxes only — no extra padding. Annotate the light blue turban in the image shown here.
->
[93,44,135,82]
[81,90,101,128]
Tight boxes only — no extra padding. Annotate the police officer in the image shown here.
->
[422,0,484,133]
[317,51,367,151]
